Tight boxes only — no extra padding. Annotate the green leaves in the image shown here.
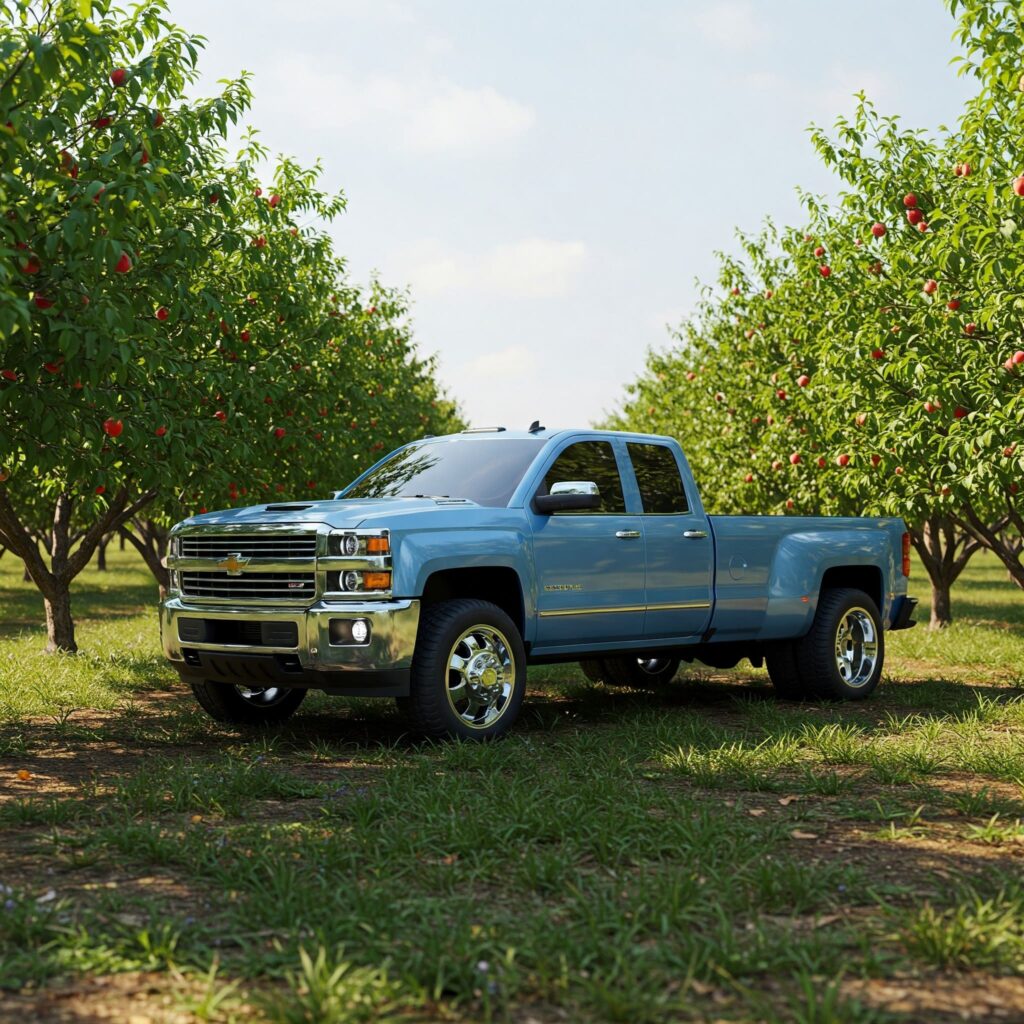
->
[0,0,459,548]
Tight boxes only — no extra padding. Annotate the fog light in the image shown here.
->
[351,619,369,644]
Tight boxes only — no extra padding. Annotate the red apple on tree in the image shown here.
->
[789,452,801,465]
[1014,176,1024,197]
[907,208,923,225]
[947,299,961,311]
[155,425,167,437]
[837,454,851,467]
[813,246,825,257]
[903,193,918,208]
[110,68,127,87]
[156,306,169,321]
[964,323,977,336]
[923,279,937,295]
[819,265,831,277]
[797,374,810,387]
[102,417,123,438]
[870,222,886,238]
[114,252,132,273]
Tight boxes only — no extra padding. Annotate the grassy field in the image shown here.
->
[1,547,1024,1022]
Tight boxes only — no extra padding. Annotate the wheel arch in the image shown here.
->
[819,565,884,615]
[420,566,526,638]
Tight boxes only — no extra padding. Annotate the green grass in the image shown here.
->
[1,547,1024,1020]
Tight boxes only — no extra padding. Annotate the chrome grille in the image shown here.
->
[180,571,316,601]
[179,533,317,560]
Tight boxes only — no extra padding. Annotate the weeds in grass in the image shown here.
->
[257,946,411,1024]
[902,888,1024,969]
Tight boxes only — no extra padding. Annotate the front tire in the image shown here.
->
[399,599,526,740]
[190,681,306,725]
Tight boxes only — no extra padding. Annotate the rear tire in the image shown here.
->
[765,643,804,699]
[769,588,884,701]
[190,680,306,725]
[592,655,681,689]
[398,599,526,740]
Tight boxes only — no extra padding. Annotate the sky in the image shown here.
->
[169,0,974,430]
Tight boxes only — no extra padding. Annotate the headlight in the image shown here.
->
[325,569,392,595]
[327,531,390,557]
[168,536,181,556]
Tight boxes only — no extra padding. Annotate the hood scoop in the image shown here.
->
[263,503,314,512]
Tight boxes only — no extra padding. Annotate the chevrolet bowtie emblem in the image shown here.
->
[217,552,250,575]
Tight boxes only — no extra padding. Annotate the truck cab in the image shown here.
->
[161,427,916,738]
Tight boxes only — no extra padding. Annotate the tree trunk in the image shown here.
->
[41,582,76,653]
[953,503,1024,593]
[908,516,981,630]
[22,562,31,582]
[0,484,158,654]
[929,581,952,630]
[119,531,126,551]
[121,520,170,594]
[97,534,109,571]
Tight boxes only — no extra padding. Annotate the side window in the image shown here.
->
[542,441,626,514]
[627,443,689,514]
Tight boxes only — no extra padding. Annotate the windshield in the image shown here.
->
[342,437,547,507]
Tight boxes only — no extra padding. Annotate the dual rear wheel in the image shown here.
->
[766,587,884,701]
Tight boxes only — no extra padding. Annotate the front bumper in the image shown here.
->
[160,596,420,695]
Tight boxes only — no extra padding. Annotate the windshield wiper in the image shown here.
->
[410,493,451,500]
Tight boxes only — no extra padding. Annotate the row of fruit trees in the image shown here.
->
[0,0,459,651]
[611,0,1024,628]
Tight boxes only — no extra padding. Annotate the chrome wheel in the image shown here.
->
[235,685,291,707]
[637,657,673,676]
[833,608,878,688]
[446,624,515,730]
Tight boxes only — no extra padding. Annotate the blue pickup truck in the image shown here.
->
[161,428,917,738]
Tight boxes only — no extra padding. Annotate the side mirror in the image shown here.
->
[533,480,601,514]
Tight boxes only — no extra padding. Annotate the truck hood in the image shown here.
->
[178,496,478,530]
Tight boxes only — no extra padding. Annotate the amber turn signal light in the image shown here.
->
[366,536,390,555]
[363,571,392,590]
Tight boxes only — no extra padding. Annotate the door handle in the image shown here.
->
[683,530,708,539]
[615,530,641,539]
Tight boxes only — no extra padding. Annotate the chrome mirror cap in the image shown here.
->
[549,480,600,497]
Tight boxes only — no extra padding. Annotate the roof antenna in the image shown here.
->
[528,420,545,433]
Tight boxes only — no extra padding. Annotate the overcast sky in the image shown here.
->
[169,0,973,430]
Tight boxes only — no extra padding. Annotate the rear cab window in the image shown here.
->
[627,442,689,514]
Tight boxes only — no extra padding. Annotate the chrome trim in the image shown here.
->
[550,480,600,497]
[615,530,641,539]
[167,556,315,571]
[682,530,708,539]
[539,600,710,618]
[166,522,394,608]
[539,604,646,617]
[161,597,420,673]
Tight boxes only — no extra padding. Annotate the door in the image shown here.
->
[626,442,713,638]
[530,440,646,646]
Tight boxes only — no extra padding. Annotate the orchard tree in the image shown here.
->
[0,0,457,651]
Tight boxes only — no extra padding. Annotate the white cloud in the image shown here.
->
[693,2,770,51]
[461,345,538,380]
[401,238,588,298]
[265,59,533,157]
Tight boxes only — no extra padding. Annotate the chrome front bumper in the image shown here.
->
[160,597,420,693]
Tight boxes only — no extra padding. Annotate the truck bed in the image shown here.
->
[707,515,907,642]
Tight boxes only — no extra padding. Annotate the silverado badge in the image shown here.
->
[217,552,250,575]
